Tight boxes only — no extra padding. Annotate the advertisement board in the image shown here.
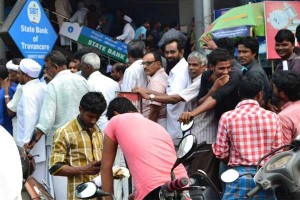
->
[265,1,300,59]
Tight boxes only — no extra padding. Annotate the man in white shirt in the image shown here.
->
[81,52,120,131]
[16,58,47,184]
[121,40,148,92]
[26,51,89,199]
[114,15,135,44]
[0,125,22,200]
[134,51,207,111]
[163,39,190,142]
[116,40,147,200]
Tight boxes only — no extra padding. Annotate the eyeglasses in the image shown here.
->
[141,60,157,66]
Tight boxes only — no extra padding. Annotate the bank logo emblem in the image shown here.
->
[68,26,74,33]
[27,1,41,24]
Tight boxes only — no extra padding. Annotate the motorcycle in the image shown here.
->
[75,166,130,199]
[179,121,222,200]
[221,135,300,199]
[18,147,53,200]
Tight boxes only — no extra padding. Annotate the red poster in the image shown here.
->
[265,1,300,59]
[117,92,143,113]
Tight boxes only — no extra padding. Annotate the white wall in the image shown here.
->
[179,0,194,35]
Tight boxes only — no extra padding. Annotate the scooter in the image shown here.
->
[221,135,300,199]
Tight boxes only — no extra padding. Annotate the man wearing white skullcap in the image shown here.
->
[3,58,22,139]
[114,15,135,44]
[16,58,47,185]
[3,58,23,139]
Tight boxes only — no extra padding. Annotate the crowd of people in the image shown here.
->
[1,3,300,199]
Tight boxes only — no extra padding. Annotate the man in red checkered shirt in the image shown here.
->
[212,72,283,199]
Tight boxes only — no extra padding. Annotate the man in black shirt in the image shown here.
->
[237,37,270,107]
[180,48,241,123]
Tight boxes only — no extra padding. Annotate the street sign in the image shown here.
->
[0,0,57,66]
[60,22,128,63]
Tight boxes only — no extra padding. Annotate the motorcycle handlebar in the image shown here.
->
[246,185,261,198]
[197,141,207,149]
[165,177,189,192]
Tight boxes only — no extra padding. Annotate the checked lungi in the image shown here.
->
[222,166,276,200]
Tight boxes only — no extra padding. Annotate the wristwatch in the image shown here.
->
[149,94,155,102]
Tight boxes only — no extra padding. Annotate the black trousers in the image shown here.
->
[143,186,161,200]
[185,144,222,191]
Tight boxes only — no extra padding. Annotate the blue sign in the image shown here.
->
[8,0,57,66]
[211,25,251,39]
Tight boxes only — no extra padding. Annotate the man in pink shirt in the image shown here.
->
[101,97,188,200]
[273,71,300,146]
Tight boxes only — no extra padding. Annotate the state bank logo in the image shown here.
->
[27,1,41,24]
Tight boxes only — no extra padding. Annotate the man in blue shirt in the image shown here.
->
[0,64,16,134]
[135,19,150,40]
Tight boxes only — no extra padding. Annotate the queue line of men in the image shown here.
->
[1,26,300,200]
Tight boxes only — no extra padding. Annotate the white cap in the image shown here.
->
[123,15,132,23]
[19,59,41,78]
[6,60,19,71]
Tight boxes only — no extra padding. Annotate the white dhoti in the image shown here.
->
[46,145,68,199]
[114,147,130,200]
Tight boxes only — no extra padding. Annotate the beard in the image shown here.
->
[166,57,181,75]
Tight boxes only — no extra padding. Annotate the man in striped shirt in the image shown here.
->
[49,92,106,200]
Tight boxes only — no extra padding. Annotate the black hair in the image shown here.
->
[114,63,127,74]
[169,21,178,28]
[127,40,145,59]
[216,37,235,59]
[80,92,107,115]
[207,48,231,67]
[143,18,150,24]
[145,51,162,63]
[273,71,300,101]
[12,58,22,65]
[0,65,8,80]
[237,37,259,59]
[238,72,263,99]
[106,97,138,120]
[275,29,295,45]
[73,47,99,60]
[44,51,67,67]
[163,38,183,51]
[296,24,300,41]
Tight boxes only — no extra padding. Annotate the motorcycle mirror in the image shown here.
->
[221,169,239,183]
[181,120,194,134]
[172,134,197,171]
[75,182,97,199]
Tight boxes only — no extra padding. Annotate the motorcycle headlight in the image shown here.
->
[266,155,292,170]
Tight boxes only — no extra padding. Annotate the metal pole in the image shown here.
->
[0,0,6,60]
[193,0,204,53]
